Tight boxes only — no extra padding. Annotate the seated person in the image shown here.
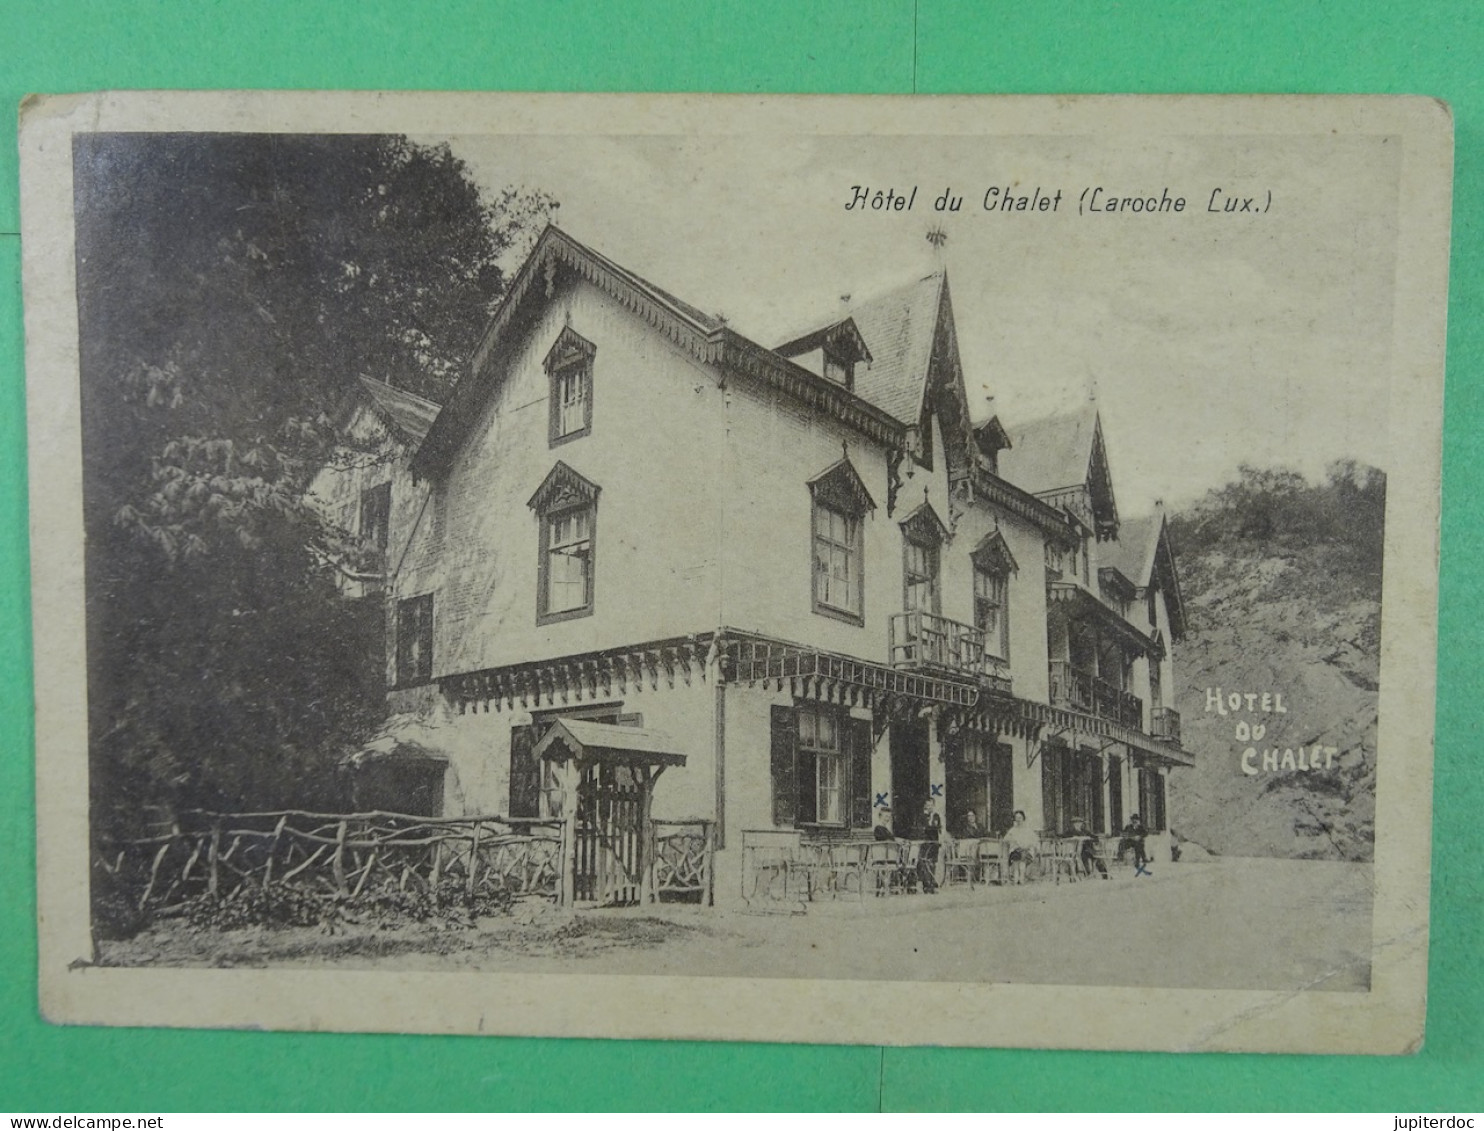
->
[1003,809,1040,885]
[961,809,984,838]
[1117,813,1149,869]
[1067,815,1107,877]
[872,805,896,841]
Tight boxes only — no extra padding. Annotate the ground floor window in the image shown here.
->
[946,734,1015,836]
[1138,766,1167,831]
[771,702,871,830]
[508,704,641,819]
[1041,741,1107,834]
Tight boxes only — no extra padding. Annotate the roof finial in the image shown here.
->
[1086,370,1099,403]
[842,439,849,462]
[926,225,949,269]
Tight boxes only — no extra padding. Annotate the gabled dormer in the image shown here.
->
[971,415,1013,476]
[775,272,976,481]
[775,318,873,391]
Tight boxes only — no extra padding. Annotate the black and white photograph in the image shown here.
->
[20,93,1449,1052]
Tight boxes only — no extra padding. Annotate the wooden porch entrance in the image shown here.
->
[532,719,687,907]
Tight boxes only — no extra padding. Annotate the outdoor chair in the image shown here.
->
[740,828,801,903]
[976,837,1009,884]
[942,837,980,889]
[861,839,908,896]
[1046,837,1082,884]
[1090,835,1119,877]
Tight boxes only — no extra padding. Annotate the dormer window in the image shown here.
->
[544,325,596,446]
[822,346,853,388]
[774,317,872,394]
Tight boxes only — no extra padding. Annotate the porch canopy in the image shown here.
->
[532,718,688,769]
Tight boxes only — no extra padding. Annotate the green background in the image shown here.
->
[1,0,1480,1112]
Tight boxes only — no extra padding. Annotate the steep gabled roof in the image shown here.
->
[356,376,441,447]
[1100,508,1186,640]
[999,405,1119,535]
[1000,405,1100,493]
[822,273,945,425]
[412,226,906,478]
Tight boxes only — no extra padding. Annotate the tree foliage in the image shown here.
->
[75,133,555,833]
[1168,460,1387,597]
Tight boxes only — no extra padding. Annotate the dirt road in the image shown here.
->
[114,856,1369,992]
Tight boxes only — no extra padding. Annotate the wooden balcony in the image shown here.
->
[1151,706,1182,744]
[1048,660,1143,729]
[889,611,1012,694]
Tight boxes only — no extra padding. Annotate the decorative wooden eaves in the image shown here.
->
[898,499,950,546]
[543,324,596,373]
[808,456,876,516]
[1150,628,1168,661]
[413,227,908,479]
[527,460,600,515]
[777,318,874,367]
[1098,565,1138,603]
[1086,414,1120,538]
[971,529,1019,575]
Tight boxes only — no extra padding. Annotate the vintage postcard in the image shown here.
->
[20,92,1450,1052]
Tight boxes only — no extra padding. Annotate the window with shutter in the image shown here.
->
[848,717,872,829]
[508,724,539,818]
[395,593,434,686]
[770,704,797,827]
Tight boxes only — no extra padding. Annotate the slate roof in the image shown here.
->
[1101,512,1160,586]
[357,376,441,447]
[778,273,944,425]
[998,404,1101,494]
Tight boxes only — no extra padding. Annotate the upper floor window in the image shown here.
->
[807,455,875,626]
[396,593,434,686]
[971,530,1017,660]
[528,461,601,624]
[904,539,939,613]
[360,481,391,552]
[544,325,596,445]
[814,504,862,618]
[974,568,1008,658]
[898,501,948,615]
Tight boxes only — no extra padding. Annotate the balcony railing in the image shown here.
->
[1048,660,1143,729]
[1150,706,1182,744]
[889,611,1012,694]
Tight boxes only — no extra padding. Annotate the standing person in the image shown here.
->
[1004,809,1040,885]
[1117,813,1149,873]
[962,809,983,838]
[916,797,942,893]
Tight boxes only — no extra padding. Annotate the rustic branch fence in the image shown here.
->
[95,808,715,918]
[94,809,564,918]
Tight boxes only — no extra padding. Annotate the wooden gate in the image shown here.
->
[572,761,646,905]
[531,718,689,908]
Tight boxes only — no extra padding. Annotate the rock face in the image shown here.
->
[1166,467,1383,862]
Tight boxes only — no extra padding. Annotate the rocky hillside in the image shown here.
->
[1166,463,1384,861]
